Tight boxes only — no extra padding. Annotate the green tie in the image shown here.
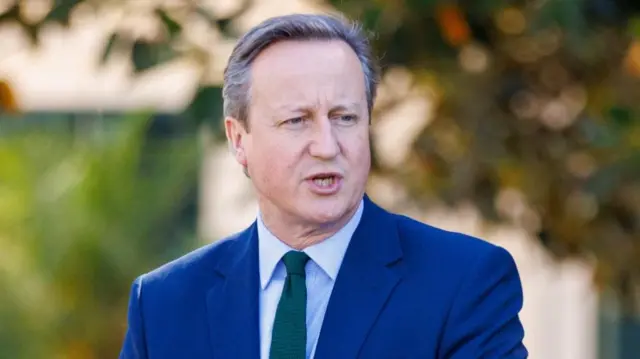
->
[270,250,310,359]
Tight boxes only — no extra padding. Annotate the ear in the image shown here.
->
[224,116,249,168]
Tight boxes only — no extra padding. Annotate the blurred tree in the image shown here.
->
[0,0,243,132]
[329,0,640,314]
[1,0,639,323]
[0,113,200,358]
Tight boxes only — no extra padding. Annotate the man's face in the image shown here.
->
[225,39,371,226]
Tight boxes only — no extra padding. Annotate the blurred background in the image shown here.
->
[1,0,639,358]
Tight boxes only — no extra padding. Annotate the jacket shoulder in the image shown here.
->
[389,211,522,314]
[138,229,246,291]
[392,212,511,265]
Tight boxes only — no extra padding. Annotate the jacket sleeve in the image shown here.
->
[439,245,528,358]
[120,276,149,359]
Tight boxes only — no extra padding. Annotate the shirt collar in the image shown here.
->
[257,199,364,290]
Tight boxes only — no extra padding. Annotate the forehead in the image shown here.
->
[249,39,367,112]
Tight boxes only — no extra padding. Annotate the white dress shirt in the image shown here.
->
[257,199,364,359]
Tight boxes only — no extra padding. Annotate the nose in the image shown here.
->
[308,118,340,160]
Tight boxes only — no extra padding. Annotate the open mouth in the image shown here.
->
[312,175,337,187]
[307,173,342,191]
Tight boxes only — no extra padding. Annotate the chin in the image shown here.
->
[302,196,354,224]
[307,210,343,224]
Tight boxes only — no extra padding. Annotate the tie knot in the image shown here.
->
[282,251,309,276]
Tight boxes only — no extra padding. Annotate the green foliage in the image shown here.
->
[0,113,200,358]
[45,0,76,27]
[186,86,225,137]
[131,40,177,73]
[0,1,250,126]
[1,0,640,322]
[155,8,182,39]
[337,0,640,312]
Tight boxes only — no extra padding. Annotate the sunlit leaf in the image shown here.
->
[435,4,471,47]
[100,33,120,65]
[155,8,182,38]
[0,80,19,113]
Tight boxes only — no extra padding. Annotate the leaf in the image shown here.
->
[216,18,234,36]
[100,33,120,65]
[579,119,620,148]
[609,106,634,130]
[584,153,640,200]
[131,40,176,73]
[23,23,40,46]
[131,41,155,73]
[184,86,223,132]
[435,4,471,47]
[0,80,19,113]
[0,4,19,25]
[465,0,505,17]
[584,164,623,200]
[155,8,182,39]
[629,16,640,37]
[361,6,383,29]
[45,0,79,27]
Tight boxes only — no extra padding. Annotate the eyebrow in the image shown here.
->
[276,103,361,113]
[330,103,361,112]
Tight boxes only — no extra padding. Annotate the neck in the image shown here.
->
[258,202,359,250]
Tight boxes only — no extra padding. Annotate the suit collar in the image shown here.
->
[206,195,403,358]
[206,222,261,359]
[314,195,404,358]
[256,198,365,288]
[256,218,292,289]
[305,199,364,280]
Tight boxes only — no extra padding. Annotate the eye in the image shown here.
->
[335,114,358,123]
[283,117,306,125]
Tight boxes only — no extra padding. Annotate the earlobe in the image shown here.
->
[235,146,247,166]
[224,116,248,167]
[224,116,242,152]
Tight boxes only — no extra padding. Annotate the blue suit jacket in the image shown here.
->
[120,196,528,358]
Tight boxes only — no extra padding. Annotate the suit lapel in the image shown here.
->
[314,196,404,358]
[206,223,261,358]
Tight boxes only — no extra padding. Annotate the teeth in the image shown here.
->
[313,177,334,187]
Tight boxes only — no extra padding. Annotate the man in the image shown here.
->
[120,13,528,359]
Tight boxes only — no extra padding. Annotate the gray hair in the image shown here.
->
[222,13,380,129]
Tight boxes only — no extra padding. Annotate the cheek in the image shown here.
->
[249,139,301,182]
[345,130,371,165]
